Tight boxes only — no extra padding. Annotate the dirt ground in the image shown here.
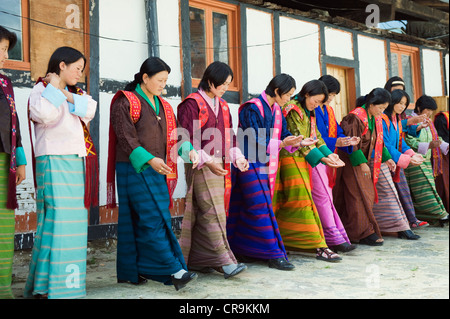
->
[10,223,449,300]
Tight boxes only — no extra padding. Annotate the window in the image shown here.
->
[0,0,30,70]
[188,0,241,91]
[390,43,422,104]
[326,64,357,121]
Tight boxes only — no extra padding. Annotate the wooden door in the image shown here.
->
[326,65,355,123]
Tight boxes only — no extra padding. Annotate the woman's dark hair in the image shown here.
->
[318,74,340,95]
[0,25,17,51]
[356,88,391,110]
[384,76,405,91]
[293,80,329,114]
[384,89,410,122]
[125,57,171,91]
[198,61,233,92]
[415,95,437,114]
[265,73,296,98]
[46,46,86,75]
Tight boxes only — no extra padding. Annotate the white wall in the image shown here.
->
[98,0,148,82]
[324,27,353,60]
[279,16,321,92]
[422,48,444,97]
[246,8,274,95]
[357,34,387,96]
[157,0,182,92]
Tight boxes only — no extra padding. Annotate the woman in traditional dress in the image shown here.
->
[404,95,449,224]
[434,110,449,213]
[0,26,27,299]
[382,89,429,229]
[227,74,311,271]
[107,57,199,290]
[273,79,346,262]
[333,88,392,246]
[24,47,97,299]
[313,75,359,253]
[177,62,247,279]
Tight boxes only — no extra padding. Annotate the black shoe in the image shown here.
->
[118,274,148,285]
[398,230,420,240]
[439,215,449,227]
[359,233,384,246]
[171,271,198,291]
[234,254,259,263]
[268,258,295,271]
[329,242,357,253]
[224,263,247,279]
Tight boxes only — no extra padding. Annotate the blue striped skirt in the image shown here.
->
[115,162,186,285]
[24,155,88,299]
[226,163,287,260]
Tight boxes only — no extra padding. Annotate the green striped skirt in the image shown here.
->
[0,153,15,299]
[404,160,447,221]
[24,155,88,299]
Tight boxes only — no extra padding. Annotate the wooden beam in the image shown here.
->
[360,0,449,24]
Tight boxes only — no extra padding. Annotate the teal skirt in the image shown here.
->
[24,155,88,299]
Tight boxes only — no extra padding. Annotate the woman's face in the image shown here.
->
[325,92,337,105]
[275,87,295,107]
[0,38,10,69]
[419,108,434,119]
[59,58,85,86]
[369,102,389,117]
[305,93,325,111]
[143,70,169,96]
[209,75,232,98]
[393,96,408,115]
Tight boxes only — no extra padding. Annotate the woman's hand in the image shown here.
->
[149,157,172,175]
[416,117,431,131]
[16,165,26,185]
[407,114,427,126]
[282,135,304,148]
[235,157,249,172]
[322,155,345,168]
[206,160,228,176]
[429,140,442,149]
[386,159,396,172]
[43,72,60,88]
[189,150,199,169]
[409,154,424,166]
[299,137,319,148]
[360,163,371,179]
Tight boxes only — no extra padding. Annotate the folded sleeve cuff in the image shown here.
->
[382,147,392,162]
[403,149,415,157]
[196,149,213,170]
[441,142,449,155]
[305,147,325,168]
[129,146,154,173]
[349,149,368,166]
[41,83,67,107]
[68,93,88,118]
[15,146,27,166]
[318,145,333,157]
[397,154,411,169]
[417,142,429,155]
[178,141,195,163]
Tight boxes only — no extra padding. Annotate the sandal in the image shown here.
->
[410,220,429,228]
[359,233,383,246]
[316,248,342,262]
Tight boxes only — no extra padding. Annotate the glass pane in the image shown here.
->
[0,0,23,61]
[390,52,398,76]
[189,7,207,79]
[401,54,415,102]
[213,12,229,64]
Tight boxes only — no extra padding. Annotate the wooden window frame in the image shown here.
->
[4,0,30,71]
[188,0,241,92]
[390,43,423,102]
